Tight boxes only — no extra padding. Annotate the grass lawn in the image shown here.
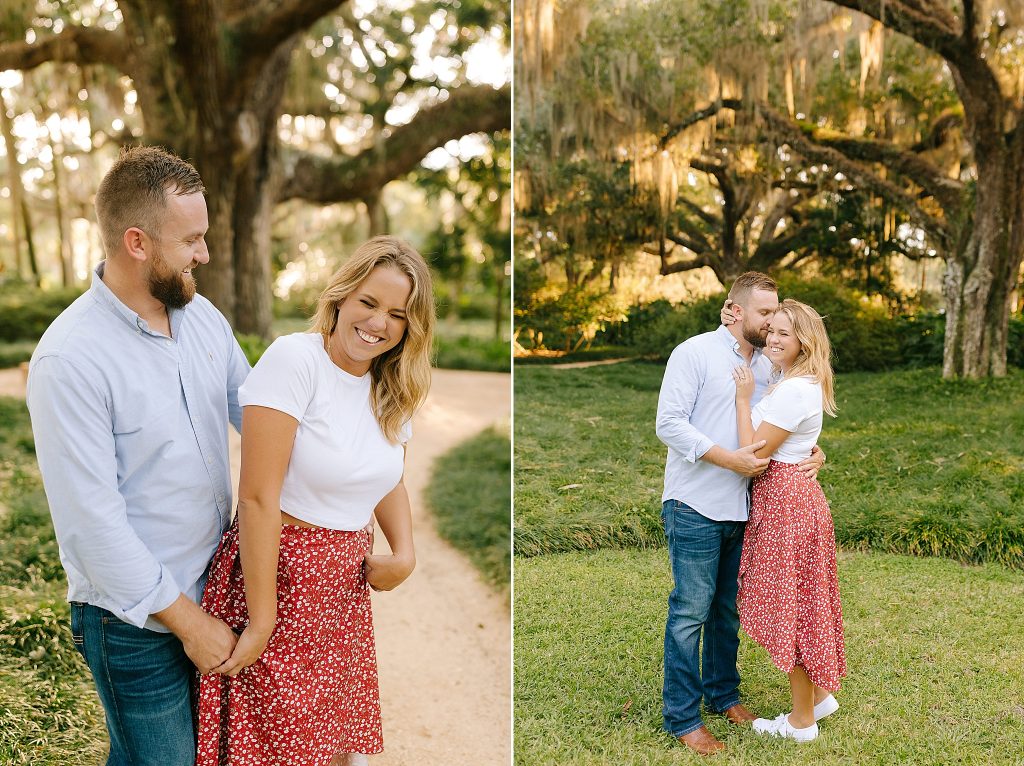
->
[0,397,106,764]
[514,363,1024,568]
[426,426,511,589]
[515,548,1024,765]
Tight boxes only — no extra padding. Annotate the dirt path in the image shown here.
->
[2,365,512,765]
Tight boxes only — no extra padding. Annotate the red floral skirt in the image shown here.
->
[196,522,383,765]
[738,461,846,691]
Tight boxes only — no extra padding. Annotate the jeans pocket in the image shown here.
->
[69,602,86,657]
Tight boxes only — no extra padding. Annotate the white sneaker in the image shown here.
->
[752,713,819,742]
[814,694,839,721]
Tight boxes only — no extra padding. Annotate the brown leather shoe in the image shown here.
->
[676,725,726,755]
[723,703,757,725]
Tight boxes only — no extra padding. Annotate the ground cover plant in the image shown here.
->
[0,397,106,764]
[515,548,1024,765]
[514,363,1024,568]
[426,426,512,589]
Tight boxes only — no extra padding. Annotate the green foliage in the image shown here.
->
[233,333,270,368]
[434,335,510,372]
[514,363,1024,570]
[426,427,511,589]
[0,342,37,369]
[513,346,633,366]
[515,548,1024,765]
[515,287,627,353]
[626,294,726,360]
[0,285,84,343]
[0,396,106,762]
[774,274,899,373]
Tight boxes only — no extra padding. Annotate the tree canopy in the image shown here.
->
[515,0,1024,377]
[0,0,511,337]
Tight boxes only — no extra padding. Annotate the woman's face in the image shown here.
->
[764,310,801,371]
[330,265,413,376]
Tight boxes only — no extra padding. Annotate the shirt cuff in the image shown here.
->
[688,436,715,463]
[118,569,182,629]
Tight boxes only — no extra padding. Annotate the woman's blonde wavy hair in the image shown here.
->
[772,298,838,417]
[309,236,435,443]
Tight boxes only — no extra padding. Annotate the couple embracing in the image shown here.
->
[656,272,846,755]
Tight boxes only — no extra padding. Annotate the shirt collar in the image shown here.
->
[90,261,186,337]
[716,323,765,364]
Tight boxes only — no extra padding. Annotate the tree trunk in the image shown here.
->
[20,198,40,286]
[942,150,1023,378]
[494,265,506,340]
[0,90,25,279]
[49,134,72,287]
[232,43,296,337]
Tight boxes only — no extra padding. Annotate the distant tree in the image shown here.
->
[0,0,510,337]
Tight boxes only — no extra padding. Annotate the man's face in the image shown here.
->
[146,192,209,309]
[736,288,779,348]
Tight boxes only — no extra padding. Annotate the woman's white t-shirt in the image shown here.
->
[751,375,823,463]
[238,332,410,530]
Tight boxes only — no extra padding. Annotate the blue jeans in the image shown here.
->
[661,500,745,737]
[70,603,196,765]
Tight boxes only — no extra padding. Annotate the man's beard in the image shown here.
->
[742,322,768,348]
[148,247,196,309]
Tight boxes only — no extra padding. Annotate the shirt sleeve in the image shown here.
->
[758,379,815,432]
[26,355,182,627]
[655,343,715,462]
[223,321,252,435]
[238,336,316,422]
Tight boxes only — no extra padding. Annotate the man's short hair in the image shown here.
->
[94,146,205,258]
[728,272,778,306]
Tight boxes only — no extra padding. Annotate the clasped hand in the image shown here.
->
[213,623,273,677]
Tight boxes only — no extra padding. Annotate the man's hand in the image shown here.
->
[364,552,415,592]
[217,623,273,677]
[154,594,239,674]
[181,610,239,675]
[797,444,826,480]
[729,442,770,477]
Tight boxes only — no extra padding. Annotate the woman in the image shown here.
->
[195,236,435,765]
[731,299,845,743]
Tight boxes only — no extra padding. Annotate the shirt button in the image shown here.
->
[207,457,213,464]
[166,340,172,346]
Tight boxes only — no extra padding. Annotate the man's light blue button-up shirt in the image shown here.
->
[656,325,772,521]
[26,264,250,631]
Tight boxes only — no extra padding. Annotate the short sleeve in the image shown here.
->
[238,335,316,422]
[758,379,817,432]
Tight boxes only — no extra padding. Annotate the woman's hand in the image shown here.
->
[364,552,415,592]
[721,298,737,326]
[732,365,755,401]
[218,623,273,677]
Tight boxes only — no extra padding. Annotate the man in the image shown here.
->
[26,146,250,765]
[655,272,824,755]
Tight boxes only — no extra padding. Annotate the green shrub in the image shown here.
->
[596,299,675,347]
[0,342,36,368]
[515,287,626,352]
[774,275,900,372]
[630,294,726,361]
[434,335,510,372]
[0,285,84,342]
[234,333,269,367]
